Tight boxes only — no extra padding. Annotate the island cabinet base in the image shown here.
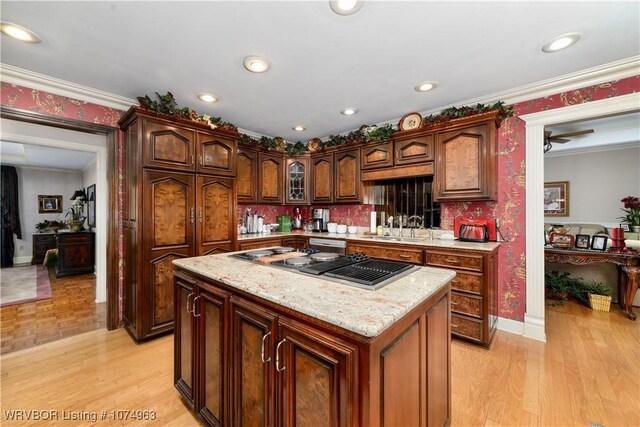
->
[174,269,451,427]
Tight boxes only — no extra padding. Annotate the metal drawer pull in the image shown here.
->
[261,332,272,363]
[399,254,411,259]
[199,208,203,223]
[275,338,287,372]
[186,292,195,313]
[451,324,459,328]
[445,258,461,264]
[451,301,458,305]
[192,296,202,317]
[451,279,460,284]
[190,208,195,224]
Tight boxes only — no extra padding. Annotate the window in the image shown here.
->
[373,176,441,228]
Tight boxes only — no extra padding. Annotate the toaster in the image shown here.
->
[454,218,498,242]
[459,223,489,242]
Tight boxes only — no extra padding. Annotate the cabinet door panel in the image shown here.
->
[198,286,229,426]
[197,133,236,176]
[395,134,434,165]
[334,149,361,203]
[174,275,195,408]
[285,157,310,205]
[196,176,235,255]
[237,147,258,203]
[231,298,277,427]
[311,155,333,204]
[143,119,195,172]
[426,295,450,427]
[361,142,393,170]
[258,153,284,204]
[279,317,358,427]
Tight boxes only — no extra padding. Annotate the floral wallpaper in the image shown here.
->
[3,75,638,325]
[441,75,640,321]
[1,82,126,322]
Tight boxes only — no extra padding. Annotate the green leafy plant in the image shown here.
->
[423,101,514,125]
[571,280,612,307]
[619,196,640,226]
[545,270,584,306]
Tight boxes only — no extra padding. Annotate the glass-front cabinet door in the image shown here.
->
[285,157,310,205]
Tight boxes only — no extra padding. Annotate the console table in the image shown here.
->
[544,247,640,320]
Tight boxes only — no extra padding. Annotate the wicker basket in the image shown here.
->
[588,293,612,312]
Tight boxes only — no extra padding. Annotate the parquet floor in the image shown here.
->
[0,267,105,354]
[1,300,638,426]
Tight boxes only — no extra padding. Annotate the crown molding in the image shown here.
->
[0,63,136,111]
[544,140,639,157]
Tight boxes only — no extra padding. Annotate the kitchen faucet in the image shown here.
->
[397,214,403,237]
[387,216,394,236]
[408,215,423,238]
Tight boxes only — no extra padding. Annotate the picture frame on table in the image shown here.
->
[590,235,608,251]
[620,223,630,232]
[86,184,96,228]
[544,181,569,217]
[38,195,62,213]
[575,234,590,249]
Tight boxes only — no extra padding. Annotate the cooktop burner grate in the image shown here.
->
[309,252,340,262]
[323,259,415,286]
[299,257,358,275]
[284,256,312,266]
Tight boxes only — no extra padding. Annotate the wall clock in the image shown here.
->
[399,112,423,131]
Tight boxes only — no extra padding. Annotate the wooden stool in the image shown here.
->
[620,266,639,320]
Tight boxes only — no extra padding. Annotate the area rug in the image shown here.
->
[0,265,53,307]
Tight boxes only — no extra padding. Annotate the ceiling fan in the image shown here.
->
[543,129,594,153]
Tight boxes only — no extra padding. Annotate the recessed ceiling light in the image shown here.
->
[293,126,306,131]
[197,93,218,103]
[415,81,438,92]
[243,56,270,73]
[330,0,364,15]
[341,108,358,116]
[541,33,581,53]
[0,21,41,43]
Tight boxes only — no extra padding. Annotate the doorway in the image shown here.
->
[521,92,640,341]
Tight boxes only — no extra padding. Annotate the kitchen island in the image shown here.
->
[173,251,454,426]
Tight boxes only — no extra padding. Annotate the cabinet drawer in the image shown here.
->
[347,243,423,265]
[34,234,56,243]
[237,239,283,251]
[56,233,93,244]
[451,292,482,318]
[451,314,482,342]
[449,271,482,295]
[426,251,483,272]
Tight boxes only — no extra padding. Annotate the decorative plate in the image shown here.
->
[307,138,322,152]
[399,112,423,131]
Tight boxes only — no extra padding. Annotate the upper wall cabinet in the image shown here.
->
[434,114,498,202]
[196,132,236,176]
[361,135,434,181]
[394,134,434,166]
[237,145,258,203]
[310,154,334,204]
[143,119,196,172]
[311,148,363,204]
[258,152,284,204]
[285,156,310,205]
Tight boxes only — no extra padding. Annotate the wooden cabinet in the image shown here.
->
[119,107,238,342]
[196,132,236,176]
[361,141,393,170]
[311,148,362,204]
[257,152,284,204]
[237,237,283,251]
[426,247,498,347]
[174,267,451,427]
[281,236,308,250]
[174,272,230,425]
[31,233,56,265]
[361,134,434,181]
[236,145,258,203]
[285,156,310,205]
[395,133,434,165]
[347,241,424,265]
[54,232,95,278]
[434,114,498,201]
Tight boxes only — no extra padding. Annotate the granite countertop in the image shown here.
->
[237,230,500,252]
[174,252,455,338]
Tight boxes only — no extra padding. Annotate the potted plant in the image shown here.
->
[544,270,583,306]
[619,196,640,232]
[66,190,87,232]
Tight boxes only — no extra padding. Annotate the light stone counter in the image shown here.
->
[237,230,500,252]
[174,252,454,338]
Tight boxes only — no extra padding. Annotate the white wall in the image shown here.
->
[13,167,83,263]
[544,144,640,226]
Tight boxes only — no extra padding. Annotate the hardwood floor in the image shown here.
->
[1,268,105,354]
[1,301,638,426]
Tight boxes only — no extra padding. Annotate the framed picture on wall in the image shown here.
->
[87,184,96,227]
[544,181,569,217]
[38,195,62,213]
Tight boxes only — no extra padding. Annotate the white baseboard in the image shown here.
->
[12,256,32,265]
[497,316,525,335]
[524,313,547,342]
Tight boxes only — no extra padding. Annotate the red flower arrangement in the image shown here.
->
[619,196,640,226]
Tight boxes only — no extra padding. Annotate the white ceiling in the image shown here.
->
[0,140,96,170]
[0,1,639,143]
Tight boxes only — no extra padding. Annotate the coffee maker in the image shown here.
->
[312,208,330,232]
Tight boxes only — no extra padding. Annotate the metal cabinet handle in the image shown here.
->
[451,279,460,284]
[399,254,411,260]
[199,208,203,223]
[275,338,287,372]
[451,324,459,328]
[192,295,202,317]
[261,332,272,363]
[190,208,195,224]
[191,154,195,166]
[451,301,459,305]
[199,155,204,166]
[445,258,461,264]
[186,292,195,313]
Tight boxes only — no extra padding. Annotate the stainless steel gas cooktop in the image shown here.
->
[231,249,418,290]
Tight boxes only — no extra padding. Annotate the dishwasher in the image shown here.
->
[308,238,347,255]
